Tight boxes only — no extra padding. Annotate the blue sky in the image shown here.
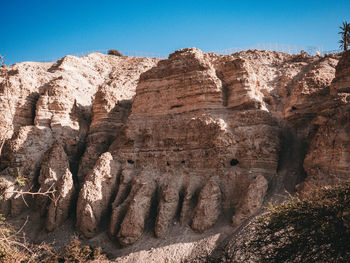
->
[1,0,349,64]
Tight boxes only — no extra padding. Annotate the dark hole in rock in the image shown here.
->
[127,159,134,164]
[230,159,239,166]
[166,162,170,166]
[181,160,185,164]
[170,104,184,109]
[291,106,297,111]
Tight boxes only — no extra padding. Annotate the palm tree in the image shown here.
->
[338,21,350,51]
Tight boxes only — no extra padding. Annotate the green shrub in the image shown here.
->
[107,49,123,56]
[245,182,350,263]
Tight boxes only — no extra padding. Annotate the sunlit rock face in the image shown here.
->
[300,51,350,191]
[90,48,281,245]
[0,53,158,222]
[1,48,348,250]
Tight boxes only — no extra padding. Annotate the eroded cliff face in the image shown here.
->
[300,51,350,191]
[0,53,158,219]
[99,49,281,246]
[0,49,348,260]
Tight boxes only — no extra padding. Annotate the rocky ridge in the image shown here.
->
[0,49,348,262]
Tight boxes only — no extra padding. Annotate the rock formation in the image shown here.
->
[76,152,120,237]
[0,53,158,222]
[300,51,350,191]
[0,48,349,261]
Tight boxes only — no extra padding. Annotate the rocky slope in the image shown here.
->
[0,49,348,262]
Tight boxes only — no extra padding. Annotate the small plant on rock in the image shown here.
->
[107,49,123,56]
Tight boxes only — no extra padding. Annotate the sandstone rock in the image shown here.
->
[45,168,75,231]
[301,51,350,191]
[1,47,347,256]
[76,152,121,237]
[37,142,69,213]
[232,174,268,226]
[154,179,181,238]
[106,48,281,244]
[0,126,53,216]
[0,62,53,145]
[77,57,157,184]
[109,167,136,237]
[0,173,16,215]
[117,176,157,246]
[36,142,75,231]
[0,53,159,219]
[331,50,350,94]
[192,179,222,232]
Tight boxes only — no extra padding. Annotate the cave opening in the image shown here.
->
[127,159,134,164]
[230,158,239,166]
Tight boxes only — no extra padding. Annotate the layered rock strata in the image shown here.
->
[1,48,349,251]
[300,51,350,190]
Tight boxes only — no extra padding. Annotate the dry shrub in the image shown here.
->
[0,215,106,262]
[107,49,123,56]
[245,181,350,263]
[0,214,32,262]
[45,237,106,263]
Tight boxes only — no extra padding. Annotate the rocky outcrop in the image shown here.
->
[0,126,53,216]
[77,57,157,184]
[300,51,350,191]
[0,53,158,222]
[37,142,75,231]
[105,48,281,245]
[76,152,120,237]
[232,174,268,226]
[191,179,222,232]
[116,175,157,246]
[1,48,349,259]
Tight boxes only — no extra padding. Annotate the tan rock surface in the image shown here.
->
[0,53,158,221]
[1,48,349,262]
[0,126,53,216]
[76,152,121,237]
[300,51,350,191]
[107,48,281,245]
[37,142,75,231]
[191,179,222,232]
[77,57,157,184]
[232,174,268,226]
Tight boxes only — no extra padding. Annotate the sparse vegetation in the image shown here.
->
[107,49,123,56]
[0,216,106,262]
[45,237,107,262]
[339,21,350,51]
[244,182,350,262]
[0,214,47,262]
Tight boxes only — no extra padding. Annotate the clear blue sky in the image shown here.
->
[1,0,349,65]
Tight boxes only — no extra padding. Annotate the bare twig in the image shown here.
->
[4,182,57,208]
[8,188,56,197]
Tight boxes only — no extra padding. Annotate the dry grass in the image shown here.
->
[0,216,107,262]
